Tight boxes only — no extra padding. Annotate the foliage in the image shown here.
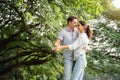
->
[85,17,120,79]
[101,0,120,21]
[0,0,120,80]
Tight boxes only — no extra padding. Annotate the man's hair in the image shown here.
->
[67,16,77,23]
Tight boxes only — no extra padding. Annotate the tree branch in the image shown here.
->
[0,48,55,65]
[0,18,11,29]
[0,0,25,26]
[0,59,48,79]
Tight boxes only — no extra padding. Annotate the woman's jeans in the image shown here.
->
[71,52,87,80]
[63,59,74,80]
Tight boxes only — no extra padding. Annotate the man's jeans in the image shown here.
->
[71,53,87,80]
[63,59,74,80]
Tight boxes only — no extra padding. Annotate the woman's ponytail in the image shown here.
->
[79,20,93,39]
[86,25,93,39]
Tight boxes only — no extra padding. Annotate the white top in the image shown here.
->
[68,33,89,60]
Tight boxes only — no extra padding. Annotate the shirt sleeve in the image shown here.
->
[80,33,89,49]
[68,35,83,50]
[81,33,89,45]
[57,30,64,41]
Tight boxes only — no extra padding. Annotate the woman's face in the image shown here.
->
[77,23,84,32]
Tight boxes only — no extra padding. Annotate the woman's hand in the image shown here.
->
[54,45,69,52]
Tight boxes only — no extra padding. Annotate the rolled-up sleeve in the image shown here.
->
[57,30,64,41]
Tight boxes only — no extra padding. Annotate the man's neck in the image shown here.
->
[68,26,74,32]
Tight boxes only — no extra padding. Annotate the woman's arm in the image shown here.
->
[55,45,68,52]
[68,36,82,50]
[60,45,69,49]
[58,36,82,51]
[58,33,88,51]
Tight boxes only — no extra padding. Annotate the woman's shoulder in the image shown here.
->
[79,33,89,41]
[78,33,87,37]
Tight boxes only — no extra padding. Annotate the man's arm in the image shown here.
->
[54,39,61,47]
[54,39,61,52]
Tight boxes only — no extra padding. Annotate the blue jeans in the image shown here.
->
[71,53,87,80]
[63,59,74,80]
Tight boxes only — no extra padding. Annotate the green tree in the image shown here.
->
[1,0,119,80]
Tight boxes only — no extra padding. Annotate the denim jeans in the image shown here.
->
[63,59,74,80]
[71,52,87,80]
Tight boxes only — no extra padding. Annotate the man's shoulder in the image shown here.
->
[60,27,67,32]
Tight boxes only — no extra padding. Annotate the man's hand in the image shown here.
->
[54,39,61,52]
[54,45,61,52]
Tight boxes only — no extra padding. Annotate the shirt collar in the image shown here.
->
[66,27,77,32]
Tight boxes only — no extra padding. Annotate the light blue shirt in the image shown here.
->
[57,27,78,60]
[68,33,89,60]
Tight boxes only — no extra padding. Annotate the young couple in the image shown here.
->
[54,16,93,80]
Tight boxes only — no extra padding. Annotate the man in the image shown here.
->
[54,16,78,80]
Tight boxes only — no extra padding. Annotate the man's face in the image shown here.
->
[69,19,77,28]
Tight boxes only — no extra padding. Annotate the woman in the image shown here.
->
[57,20,93,80]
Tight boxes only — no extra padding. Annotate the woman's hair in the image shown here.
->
[79,20,93,39]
